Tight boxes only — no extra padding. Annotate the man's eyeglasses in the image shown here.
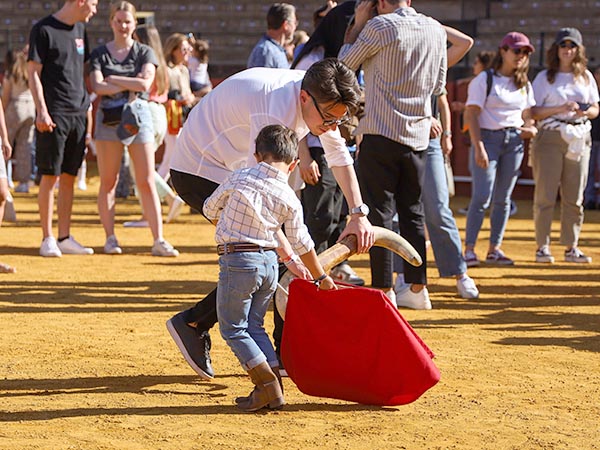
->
[505,47,531,56]
[559,41,578,49]
[306,91,351,127]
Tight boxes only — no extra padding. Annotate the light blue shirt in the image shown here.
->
[247,34,290,69]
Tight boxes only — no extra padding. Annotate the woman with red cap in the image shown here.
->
[463,32,537,266]
[530,28,599,264]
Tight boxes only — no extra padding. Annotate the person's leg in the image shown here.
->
[465,131,499,252]
[559,136,591,250]
[531,130,564,249]
[129,142,163,242]
[96,140,125,240]
[488,131,524,252]
[0,166,15,273]
[165,169,220,377]
[357,135,402,290]
[422,138,467,278]
[38,174,59,239]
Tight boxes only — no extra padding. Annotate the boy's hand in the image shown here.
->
[317,275,337,290]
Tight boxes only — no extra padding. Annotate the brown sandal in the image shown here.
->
[0,263,16,274]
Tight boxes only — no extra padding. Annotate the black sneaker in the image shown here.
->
[166,312,214,379]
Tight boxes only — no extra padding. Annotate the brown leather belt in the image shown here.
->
[217,243,277,256]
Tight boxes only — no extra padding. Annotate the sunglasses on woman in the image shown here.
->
[505,47,531,56]
[559,41,578,49]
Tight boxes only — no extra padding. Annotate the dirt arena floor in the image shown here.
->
[1,171,599,450]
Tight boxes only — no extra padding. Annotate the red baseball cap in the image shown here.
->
[500,32,534,53]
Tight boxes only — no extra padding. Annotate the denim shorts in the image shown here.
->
[95,99,154,145]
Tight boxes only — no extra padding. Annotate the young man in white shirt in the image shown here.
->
[166,58,374,380]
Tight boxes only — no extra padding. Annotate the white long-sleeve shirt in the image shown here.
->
[171,67,353,184]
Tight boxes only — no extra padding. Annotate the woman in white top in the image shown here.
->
[463,32,537,266]
[530,28,599,264]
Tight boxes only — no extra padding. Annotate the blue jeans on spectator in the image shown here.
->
[584,140,600,206]
[216,250,279,371]
[466,128,524,248]
[423,138,467,277]
[394,138,467,277]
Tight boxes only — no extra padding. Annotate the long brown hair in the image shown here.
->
[163,33,188,67]
[135,25,168,96]
[545,42,589,84]
[490,48,530,90]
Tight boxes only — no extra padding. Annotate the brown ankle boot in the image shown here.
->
[235,365,283,405]
[236,362,285,412]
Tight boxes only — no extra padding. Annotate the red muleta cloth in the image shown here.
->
[281,279,440,406]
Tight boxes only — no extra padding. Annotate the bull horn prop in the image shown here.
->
[275,226,422,318]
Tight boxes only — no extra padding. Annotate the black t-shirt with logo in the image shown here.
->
[28,15,90,115]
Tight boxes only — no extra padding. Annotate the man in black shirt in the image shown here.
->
[28,0,98,257]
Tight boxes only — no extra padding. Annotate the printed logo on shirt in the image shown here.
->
[75,38,85,56]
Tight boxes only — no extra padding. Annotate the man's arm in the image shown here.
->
[338,1,379,70]
[331,164,374,253]
[444,25,473,68]
[27,60,55,133]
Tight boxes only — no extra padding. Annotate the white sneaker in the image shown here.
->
[535,246,555,264]
[396,286,432,310]
[40,236,62,257]
[166,196,185,223]
[57,236,94,255]
[564,248,592,263]
[152,239,179,257]
[104,235,123,254]
[457,275,479,299]
[124,220,149,228]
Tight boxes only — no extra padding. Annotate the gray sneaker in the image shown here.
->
[166,312,214,379]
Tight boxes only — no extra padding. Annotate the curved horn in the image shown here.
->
[275,226,422,318]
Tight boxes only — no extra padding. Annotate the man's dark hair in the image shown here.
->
[267,3,295,30]
[301,58,361,116]
[255,125,299,164]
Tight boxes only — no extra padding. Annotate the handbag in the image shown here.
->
[101,104,124,126]
[281,279,440,406]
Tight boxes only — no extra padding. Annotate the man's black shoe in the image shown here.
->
[166,312,214,379]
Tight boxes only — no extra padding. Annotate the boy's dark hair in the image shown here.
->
[267,3,295,30]
[255,125,298,164]
[301,58,361,116]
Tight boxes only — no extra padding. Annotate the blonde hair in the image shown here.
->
[109,1,137,22]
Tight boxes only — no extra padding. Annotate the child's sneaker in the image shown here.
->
[535,246,555,263]
[485,249,514,265]
[564,248,592,263]
[464,249,480,267]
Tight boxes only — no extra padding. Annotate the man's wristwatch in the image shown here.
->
[350,203,370,217]
[442,130,452,137]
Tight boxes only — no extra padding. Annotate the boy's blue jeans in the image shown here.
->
[217,249,279,371]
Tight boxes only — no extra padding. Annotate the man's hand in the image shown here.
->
[317,275,337,290]
[299,157,320,186]
[338,215,374,253]
[35,110,56,133]
[474,143,489,169]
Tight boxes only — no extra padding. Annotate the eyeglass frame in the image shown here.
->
[305,91,351,127]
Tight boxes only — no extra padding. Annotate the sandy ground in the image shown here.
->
[1,172,599,450]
